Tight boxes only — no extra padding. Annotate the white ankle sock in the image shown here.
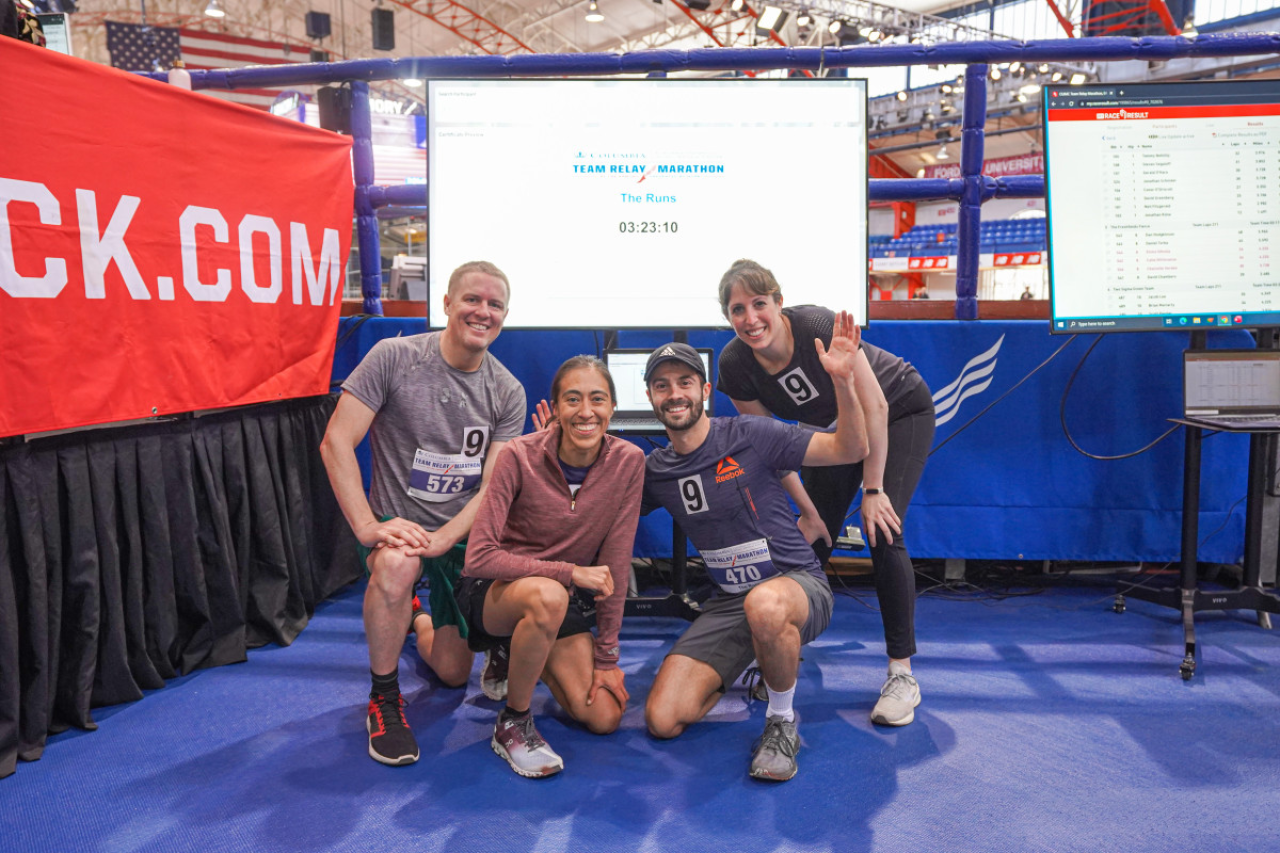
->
[765,682,796,722]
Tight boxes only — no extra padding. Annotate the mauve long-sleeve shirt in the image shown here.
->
[463,426,645,669]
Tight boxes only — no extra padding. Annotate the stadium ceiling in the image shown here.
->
[76,0,1004,60]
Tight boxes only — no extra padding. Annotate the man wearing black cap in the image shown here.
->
[640,312,868,782]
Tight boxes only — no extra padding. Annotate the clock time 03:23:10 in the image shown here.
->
[619,221,679,234]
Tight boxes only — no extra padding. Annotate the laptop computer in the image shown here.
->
[604,347,714,435]
[1183,349,1280,431]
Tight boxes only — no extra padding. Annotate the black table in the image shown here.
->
[1115,418,1280,679]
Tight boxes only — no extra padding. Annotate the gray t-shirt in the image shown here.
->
[342,332,526,530]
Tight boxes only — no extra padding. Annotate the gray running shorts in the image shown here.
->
[668,570,834,691]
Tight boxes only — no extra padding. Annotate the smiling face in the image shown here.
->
[442,271,508,355]
[726,281,785,352]
[645,361,708,432]
[554,366,614,464]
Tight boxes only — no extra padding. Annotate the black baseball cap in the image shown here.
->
[645,342,706,383]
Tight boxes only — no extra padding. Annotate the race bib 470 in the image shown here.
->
[701,538,779,594]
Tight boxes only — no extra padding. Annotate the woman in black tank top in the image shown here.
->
[714,259,936,728]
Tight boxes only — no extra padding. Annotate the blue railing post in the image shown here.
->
[956,63,989,320]
[349,81,383,316]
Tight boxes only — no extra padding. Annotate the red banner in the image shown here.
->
[0,39,353,437]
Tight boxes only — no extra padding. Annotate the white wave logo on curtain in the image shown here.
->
[932,334,1005,427]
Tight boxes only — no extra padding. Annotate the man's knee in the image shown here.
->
[427,642,473,688]
[424,624,472,678]
[743,583,798,637]
[644,696,685,740]
[367,548,420,597]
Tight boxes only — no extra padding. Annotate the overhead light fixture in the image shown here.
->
[204,0,225,18]
[1070,72,1088,85]
[1038,63,1050,74]
[940,83,952,95]
[896,90,908,102]
[755,6,787,36]
[990,67,1002,81]
[1019,83,1040,96]
[936,144,950,161]
[1051,70,1064,82]
[828,19,861,44]
[1009,61,1022,74]
[403,78,423,87]
[730,0,747,10]
[1015,92,1028,103]
[585,1,604,22]
[796,11,812,28]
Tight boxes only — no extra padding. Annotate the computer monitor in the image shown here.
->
[427,78,869,330]
[1044,79,1280,333]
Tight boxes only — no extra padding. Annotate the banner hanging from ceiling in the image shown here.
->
[0,38,353,438]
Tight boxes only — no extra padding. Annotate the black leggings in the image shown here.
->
[801,379,935,660]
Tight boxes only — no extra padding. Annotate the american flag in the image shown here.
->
[105,21,310,111]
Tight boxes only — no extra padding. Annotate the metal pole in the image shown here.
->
[349,81,383,315]
[955,63,989,320]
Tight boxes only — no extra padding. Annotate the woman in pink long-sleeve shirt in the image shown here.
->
[456,356,645,778]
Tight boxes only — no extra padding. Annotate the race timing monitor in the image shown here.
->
[426,78,869,330]
[1045,79,1280,334]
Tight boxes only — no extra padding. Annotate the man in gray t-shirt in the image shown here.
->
[321,261,525,767]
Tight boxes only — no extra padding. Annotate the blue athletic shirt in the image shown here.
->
[641,416,829,596]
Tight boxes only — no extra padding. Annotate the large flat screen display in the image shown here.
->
[1045,79,1280,333]
[427,78,868,329]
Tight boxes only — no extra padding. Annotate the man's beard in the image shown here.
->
[657,397,704,432]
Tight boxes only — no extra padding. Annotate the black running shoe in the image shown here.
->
[366,692,419,766]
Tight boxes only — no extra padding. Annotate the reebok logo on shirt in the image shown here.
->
[715,456,744,483]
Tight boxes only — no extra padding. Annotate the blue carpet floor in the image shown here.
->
[5,579,1280,853]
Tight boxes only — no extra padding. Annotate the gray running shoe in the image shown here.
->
[749,715,800,782]
[871,668,921,726]
[491,713,563,778]
[481,643,510,701]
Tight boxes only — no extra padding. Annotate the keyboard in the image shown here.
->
[1184,414,1280,431]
